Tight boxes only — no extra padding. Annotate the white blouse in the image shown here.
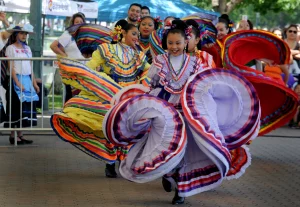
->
[57,31,84,59]
[5,44,32,75]
[169,54,184,73]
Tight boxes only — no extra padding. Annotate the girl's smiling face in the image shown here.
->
[167,32,187,57]
[139,18,155,38]
[123,26,139,47]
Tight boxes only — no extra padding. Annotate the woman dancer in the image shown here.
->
[216,14,233,40]
[51,21,150,178]
[50,12,86,102]
[137,16,161,63]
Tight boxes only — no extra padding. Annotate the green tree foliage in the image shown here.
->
[184,0,213,10]
[234,0,300,14]
[184,0,300,29]
[184,0,300,14]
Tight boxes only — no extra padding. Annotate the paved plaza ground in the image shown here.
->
[0,127,299,207]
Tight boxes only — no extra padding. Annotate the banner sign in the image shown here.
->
[43,0,98,18]
[72,1,98,18]
[43,0,73,16]
[0,0,98,18]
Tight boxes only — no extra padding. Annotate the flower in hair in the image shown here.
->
[137,17,142,23]
[154,16,163,28]
[110,25,122,42]
[185,25,193,40]
[164,20,173,30]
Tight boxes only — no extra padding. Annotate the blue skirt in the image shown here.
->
[3,75,39,128]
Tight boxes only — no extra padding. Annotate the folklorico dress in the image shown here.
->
[137,37,153,64]
[222,30,298,135]
[102,53,261,197]
[51,42,150,163]
[3,44,39,128]
[192,50,216,69]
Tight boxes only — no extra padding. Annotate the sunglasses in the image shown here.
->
[288,30,297,34]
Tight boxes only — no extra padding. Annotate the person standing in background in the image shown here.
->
[50,12,86,102]
[4,24,39,145]
[141,6,150,17]
[110,3,142,28]
[0,11,12,124]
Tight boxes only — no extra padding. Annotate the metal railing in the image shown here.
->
[0,57,87,145]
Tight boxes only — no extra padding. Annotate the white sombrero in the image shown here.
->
[6,23,35,34]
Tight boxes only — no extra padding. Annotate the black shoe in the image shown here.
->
[162,177,172,192]
[172,189,185,205]
[105,163,117,178]
[19,136,33,144]
[9,137,24,145]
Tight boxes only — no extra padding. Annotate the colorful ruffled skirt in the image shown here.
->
[51,58,144,163]
[103,69,261,197]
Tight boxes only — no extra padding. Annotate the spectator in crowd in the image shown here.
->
[50,12,86,102]
[284,24,300,78]
[237,19,253,31]
[111,3,142,28]
[289,83,300,128]
[4,24,39,145]
[272,27,283,39]
[0,12,11,48]
[0,11,12,123]
[263,28,294,88]
[263,27,294,88]
[297,24,300,44]
[141,6,150,17]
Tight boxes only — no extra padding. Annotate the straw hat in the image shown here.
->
[6,23,35,34]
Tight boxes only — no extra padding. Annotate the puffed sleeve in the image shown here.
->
[86,49,105,71]
[139,62,151,87]
[147,55,164,87]
[57,31,72,48]
[5,45,14,57]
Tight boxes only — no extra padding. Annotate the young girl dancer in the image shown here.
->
[185,19,215,69]
[103,20,260,205]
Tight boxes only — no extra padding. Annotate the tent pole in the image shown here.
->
[42,14,46,49]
